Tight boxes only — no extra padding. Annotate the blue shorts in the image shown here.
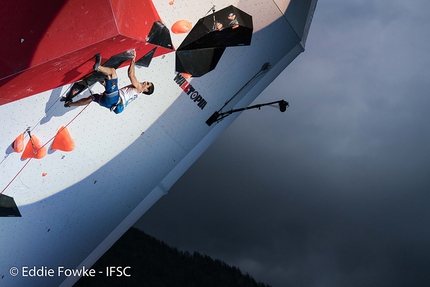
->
[93,78,123,113]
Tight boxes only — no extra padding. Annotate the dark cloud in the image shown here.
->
[135,1,430,286]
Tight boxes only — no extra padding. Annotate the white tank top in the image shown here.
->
[118,85,139,107]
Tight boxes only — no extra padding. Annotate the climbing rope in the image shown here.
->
[1,54,100,194]
[0,88,91,195]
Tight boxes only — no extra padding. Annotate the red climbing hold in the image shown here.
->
[51,126,75,152]
[13,133,24,153]
[21,135,47,159]
[171,20,192,34]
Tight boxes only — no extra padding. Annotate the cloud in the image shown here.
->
[135,1,430,286]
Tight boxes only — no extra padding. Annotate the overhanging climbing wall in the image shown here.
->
[0,0,172,106]
[0,1,319,286]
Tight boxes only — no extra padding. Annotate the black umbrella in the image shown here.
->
[176,5,253,77]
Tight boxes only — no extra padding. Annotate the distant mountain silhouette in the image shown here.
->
[74,227,271,287]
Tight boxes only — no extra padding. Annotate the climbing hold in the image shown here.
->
[181,72,192,79]
[171,20,192,34]
[42,173,47,177]
[12,133,24,153]
[51,126,75,152]
[21,135,47,159]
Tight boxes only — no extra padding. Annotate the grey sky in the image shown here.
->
[135,1,430,286]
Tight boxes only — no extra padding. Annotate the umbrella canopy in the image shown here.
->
[176,5,253,77]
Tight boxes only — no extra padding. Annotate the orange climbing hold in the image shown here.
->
[181,72,192,79]
[51,126,75,152]
[171,20,192,34]
[13,133,24,153]
[21,135,47,159]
